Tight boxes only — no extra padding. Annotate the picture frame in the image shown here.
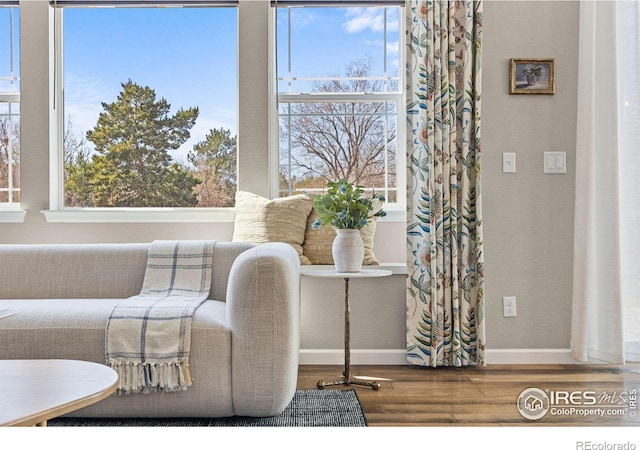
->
[509,58,555,95]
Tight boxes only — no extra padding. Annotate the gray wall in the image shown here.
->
[483,1,579,349]
[1,1,580,356]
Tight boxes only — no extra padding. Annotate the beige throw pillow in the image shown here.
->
[303,207,380,266]
[232,191,313,265]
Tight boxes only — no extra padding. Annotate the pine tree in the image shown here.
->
[188,128,237,207]
[65,80,200,207]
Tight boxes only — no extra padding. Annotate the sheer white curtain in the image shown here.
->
[571,0,640,364]
[619,1,640,362]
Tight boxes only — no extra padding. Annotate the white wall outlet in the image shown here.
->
[503,152,516,173]
[503,296,516,317]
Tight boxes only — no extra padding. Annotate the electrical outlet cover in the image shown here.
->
[503,296,516,317]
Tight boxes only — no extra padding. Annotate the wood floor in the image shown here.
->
[297,364,640,427]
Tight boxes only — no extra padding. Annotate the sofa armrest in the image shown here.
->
[226,242,300,417]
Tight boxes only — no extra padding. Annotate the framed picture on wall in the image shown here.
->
[509,58,555,95]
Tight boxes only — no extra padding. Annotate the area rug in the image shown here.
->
[49,389,367,427]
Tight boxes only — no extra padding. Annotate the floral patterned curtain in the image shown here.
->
[406,0,484,367]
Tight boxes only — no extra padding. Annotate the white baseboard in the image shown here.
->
[299,348,577,365]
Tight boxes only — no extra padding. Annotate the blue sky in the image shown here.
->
[62,6,400,161]
[64,7,237,161]
[276,7,400,91]
[0,7,20,94]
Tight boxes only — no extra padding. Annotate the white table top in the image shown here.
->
[302,268,393,279]
[0,359,118,427]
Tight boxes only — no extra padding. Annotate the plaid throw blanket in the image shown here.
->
[106,240,215,394]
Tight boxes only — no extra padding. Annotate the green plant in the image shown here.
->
[312,179,386,230]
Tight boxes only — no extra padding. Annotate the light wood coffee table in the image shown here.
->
[0,359,118,427]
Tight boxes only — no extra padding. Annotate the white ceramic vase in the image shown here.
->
[332,228,364,273]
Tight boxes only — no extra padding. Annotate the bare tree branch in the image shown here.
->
[282,58,397,191]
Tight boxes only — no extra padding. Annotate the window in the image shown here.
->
[276,4,404,209]
[57,3,237,209]
[0,5,19,207]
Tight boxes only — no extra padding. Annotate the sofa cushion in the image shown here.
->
[0,298,234,417]
[0,244,148,299]
[232,191,313,264]
[0,242,254,302]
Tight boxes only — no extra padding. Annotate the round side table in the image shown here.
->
[302,268,392,390]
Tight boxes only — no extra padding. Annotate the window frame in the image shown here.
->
[272,4,406,220]
[47,2,239,222]
[43,0,406,223]
[0,4,24,222]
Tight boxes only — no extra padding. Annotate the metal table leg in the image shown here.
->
[317,277,380,390]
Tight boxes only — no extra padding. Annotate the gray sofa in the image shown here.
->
[0,241,300,418]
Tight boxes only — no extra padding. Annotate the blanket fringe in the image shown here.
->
[107,360,192,395]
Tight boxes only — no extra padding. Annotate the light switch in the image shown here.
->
[544,152,566,174]
[503,152,516,173]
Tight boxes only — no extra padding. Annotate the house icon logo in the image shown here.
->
[517,388,550,420]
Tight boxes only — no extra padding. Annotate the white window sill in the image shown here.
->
[0,209,27,223]
[41,208,236,223]
[377,209,405,223]
[40,207,406,224]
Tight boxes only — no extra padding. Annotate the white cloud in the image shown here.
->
[343,8,385,33]
[63,74,112,139]
[361,39,399,56]
[343,7,399,34]
[282,9,317,30]
[387,41,399,55]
